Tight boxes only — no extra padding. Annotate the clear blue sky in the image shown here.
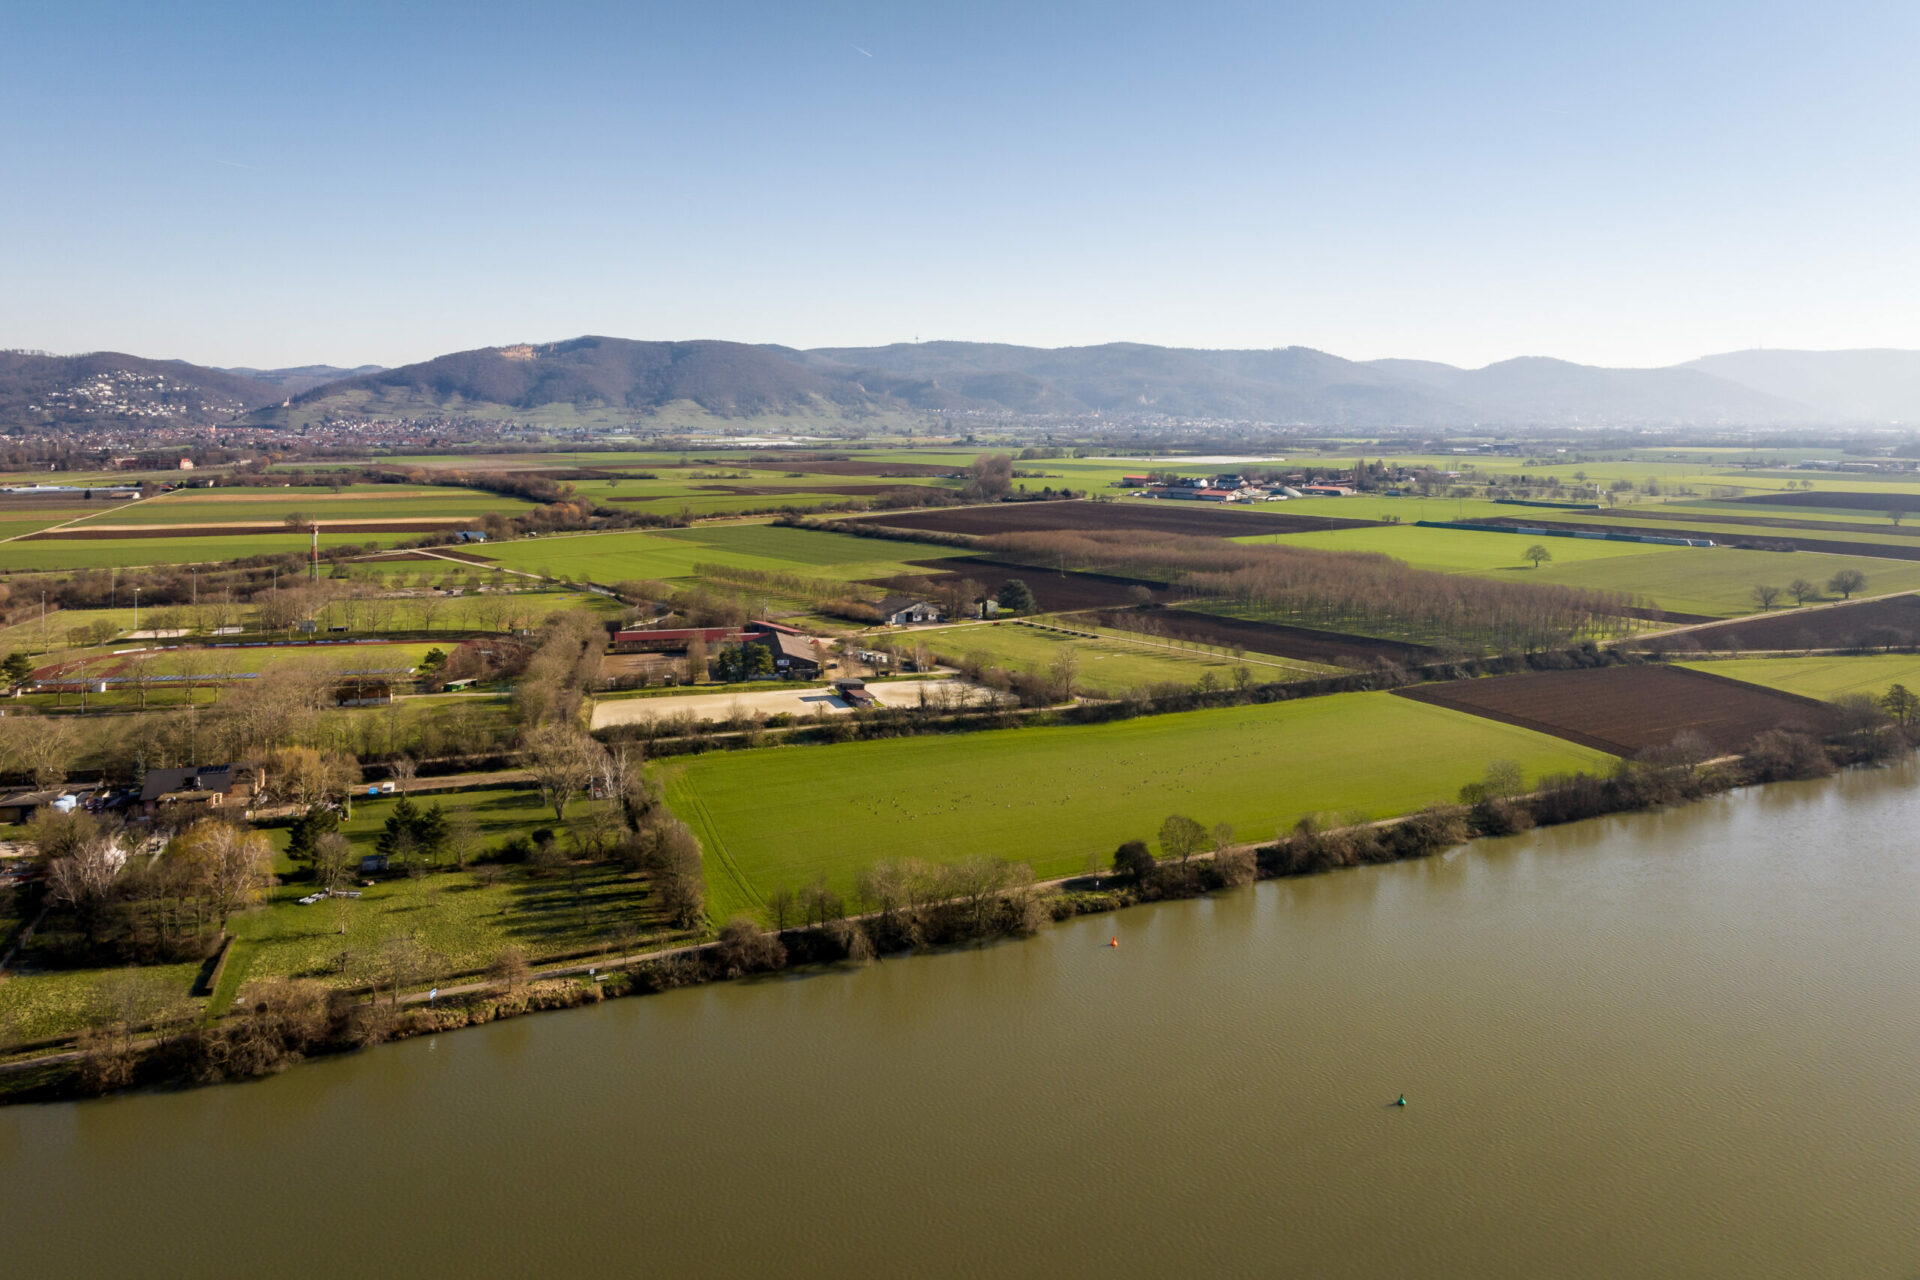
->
[2,1,1915,370]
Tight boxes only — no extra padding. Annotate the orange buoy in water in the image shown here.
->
[1109,937,1119,947]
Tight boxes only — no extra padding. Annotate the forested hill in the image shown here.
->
[250,335,1826,429]
[249,337,875,428]
[0,351,283,429]
[16,337,1911,430]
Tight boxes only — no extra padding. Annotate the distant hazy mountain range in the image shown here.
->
[219,364,387,396]
[6,339,1919,431]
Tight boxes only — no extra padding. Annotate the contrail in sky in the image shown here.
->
[853,45,872,57]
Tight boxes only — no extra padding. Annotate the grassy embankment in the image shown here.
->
[660,691,1613,923]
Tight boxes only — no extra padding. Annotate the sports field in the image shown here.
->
[1676,654,1920,701]
[659,692,1613,922]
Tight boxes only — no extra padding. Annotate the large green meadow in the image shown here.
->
[660,692,1613,922]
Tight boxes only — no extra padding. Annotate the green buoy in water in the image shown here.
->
[1394,1095,1407,1107]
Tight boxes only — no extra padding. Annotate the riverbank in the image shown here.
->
[12,763,1917,1278]
[5,716,1901,1106]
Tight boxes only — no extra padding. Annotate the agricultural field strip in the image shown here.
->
[660,692,1612,923]
[1645,591,1920,651]
[1675,654,1920,700]
[917,618,1329,683]
[0,590,618,654]
[1241,524,1920,617]
[0,494,149,543]
[1393,664,1837,757]
[0,533,356,573]
[470,524,974,584]
[1045,618,1340,674]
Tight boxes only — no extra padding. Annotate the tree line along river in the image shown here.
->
[3,761,1917,1277]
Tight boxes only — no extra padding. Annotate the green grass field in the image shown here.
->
[916,620,1325,692]
[1241,523,1660,573]
[0,961,205,1045]
[1676,654,1920,701]
[1248,522,1920,616]
[472,523,972,584]
[1533,547,1920,616]
[0,532,400,572]
[660,691,1614,923]
[216,786,641,1005]
[65,485,536,527]
[0,589,619,658]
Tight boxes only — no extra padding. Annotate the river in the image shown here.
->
[4,764,1918,1277]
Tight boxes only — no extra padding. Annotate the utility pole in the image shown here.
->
[132,587,141,633]
[40,591,46,652]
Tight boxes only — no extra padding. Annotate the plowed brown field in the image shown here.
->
[865,557,1179,611]
[1650,593,1920,652]
[1395,664,1837,756]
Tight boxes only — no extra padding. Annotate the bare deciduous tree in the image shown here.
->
[523,723,608,823]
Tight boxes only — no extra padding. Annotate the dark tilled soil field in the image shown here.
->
[1395,664,1837,756]
[1645,593,1920,652]
[1736,490,1920,513]
[1155,608,1438,667]
[690,482,951,497]
[731,459,960,478]
[864,557,1180,611]
[849,499,1379,539]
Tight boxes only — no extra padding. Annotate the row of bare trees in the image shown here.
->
[984,530,1635,653]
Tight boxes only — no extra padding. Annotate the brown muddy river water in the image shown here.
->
[4,764,1918,1277]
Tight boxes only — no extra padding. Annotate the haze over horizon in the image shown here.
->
[3,1,1915,370]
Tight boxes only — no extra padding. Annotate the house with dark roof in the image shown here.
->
[139,763,260,816]
[747,630,824,678]
[0,790,76,824]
